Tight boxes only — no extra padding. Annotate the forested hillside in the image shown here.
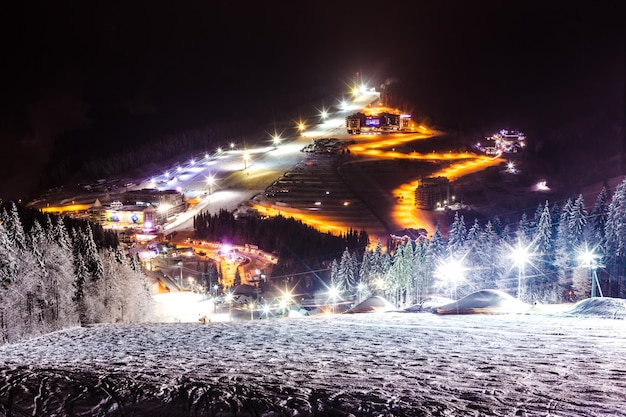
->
[0,201,154,345]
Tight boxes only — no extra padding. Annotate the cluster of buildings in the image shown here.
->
[41,189,187,236]
[475,129,526,155]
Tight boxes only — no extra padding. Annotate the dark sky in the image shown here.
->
[0,1,623,201]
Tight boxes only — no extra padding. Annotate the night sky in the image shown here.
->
[1,2,623,201]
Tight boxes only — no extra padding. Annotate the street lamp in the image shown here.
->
[272,134,281,149]
[435,259,464,300]
[177,261,183,289]
[243,151,250,170]
[278,287,292,316]
[579,246,603,298]
[328,285,340,313]
[224,291,234,321]
[510,240,530,300]
[357,283,365,303]
[206,174,215,195]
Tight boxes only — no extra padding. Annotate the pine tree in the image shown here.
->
[358,249,373,299]
[569,194,587,247]
[84,224,104,280]
[483,221,506,292]
[605,178,626,296]
[517,213,532,244]
[590,185,610,252]
[3,202,27,252]
[465,219,487,289]
[554,198,574,293]
[412,237,429,303]
[531,201,558,302]
[425,222,446,297]
[337,247,356,294]
[447,212,466,260]
[0,224,16,286]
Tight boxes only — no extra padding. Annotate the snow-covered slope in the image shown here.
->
[1,302,625,416]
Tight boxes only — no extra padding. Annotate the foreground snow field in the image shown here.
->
[1,302,625,416]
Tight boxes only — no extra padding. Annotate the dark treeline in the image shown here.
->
[40,118,264,192]
[193,208,369,283]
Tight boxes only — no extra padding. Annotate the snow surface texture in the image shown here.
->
[1,299,625,416]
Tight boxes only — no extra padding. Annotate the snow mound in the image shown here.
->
[345,296,397,314]
[564,297,626,319]
[404,296,455,313]
[435,289,531,315]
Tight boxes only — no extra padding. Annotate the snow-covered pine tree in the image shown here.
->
[605,178,626,296]
[447,212,466,261]
[531,201,559,302]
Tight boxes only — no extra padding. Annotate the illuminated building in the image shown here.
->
[123,189,186,223]
[87,189,186,231]
[414,177,451,210]
[346,111,407,134]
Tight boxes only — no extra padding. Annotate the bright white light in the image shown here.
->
[262,302,272,316]
[535,180,549,191]
[507,161,516,173]
[510,244,529,267]
[328,285,340,302]
[436,260,464,284]
[579,247,600,268]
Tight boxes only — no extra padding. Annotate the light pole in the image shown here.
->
[328,285,340,313]
[225,291,234,321]
[243,151,250,170]
[206,174,215,195]
[510,240,530,300]
[272,134,281,149]
[177,261,183,290]
[579,247,603,298]
[357,283,365,303]
[435,259,464,301]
